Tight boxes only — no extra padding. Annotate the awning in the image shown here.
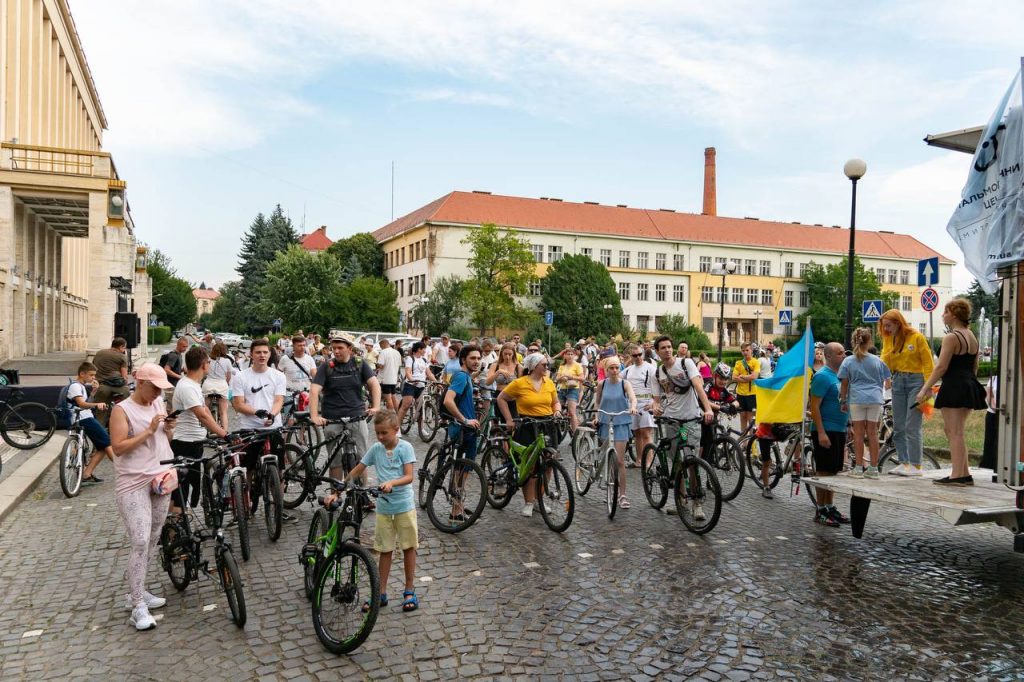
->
[923,126,983,154]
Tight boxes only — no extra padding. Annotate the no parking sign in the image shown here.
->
[921,288,939,312]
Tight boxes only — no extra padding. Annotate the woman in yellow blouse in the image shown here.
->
[880,309,935,476]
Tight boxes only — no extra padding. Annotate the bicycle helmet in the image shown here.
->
[713,362,732,379]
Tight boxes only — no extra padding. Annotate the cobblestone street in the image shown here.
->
[2,432,1023,681]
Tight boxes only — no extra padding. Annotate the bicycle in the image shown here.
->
[279,415,368,510]
[399,381,443,442]
[58,407,96,498]
[417,419,487,533]
[298,477,382,654]
[0,389,56,450]
[480,416,575,532]
[241,426,285,543]
[640,416,722,534]
[701,408,746,502]
[158,452,246,627]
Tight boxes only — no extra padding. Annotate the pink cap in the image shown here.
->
[135,362,172,389]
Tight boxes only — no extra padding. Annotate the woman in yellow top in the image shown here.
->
[554,348,585,433]
[879,309,935,476]
[497,353,562,518]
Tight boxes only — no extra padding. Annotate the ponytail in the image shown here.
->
[852,327,872,360]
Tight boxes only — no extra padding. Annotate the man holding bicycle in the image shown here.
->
[443,345,482,520]
[230,338,287,498]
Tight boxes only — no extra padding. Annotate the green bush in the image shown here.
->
[977,360,998,378]
[147,326,171,345]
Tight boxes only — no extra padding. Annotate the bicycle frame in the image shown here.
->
[508,435,547,486]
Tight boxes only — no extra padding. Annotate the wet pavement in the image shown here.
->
[1,429,1023,680]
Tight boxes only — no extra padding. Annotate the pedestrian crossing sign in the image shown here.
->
[778,310,792,325]
[862,300,883,322]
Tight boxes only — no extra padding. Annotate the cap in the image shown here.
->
[599,348,615,358]
[330,334,354,346]
[135,362,172,389]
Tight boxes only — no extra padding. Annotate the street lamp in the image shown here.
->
[711,261,737,363]
[843,158,867,350]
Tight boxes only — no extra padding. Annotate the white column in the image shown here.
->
[0,186,12,362]
[86,190,113,352]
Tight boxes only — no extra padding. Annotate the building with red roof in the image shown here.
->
[299,225,333,252]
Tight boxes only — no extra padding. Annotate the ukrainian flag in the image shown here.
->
[753,324,814,424]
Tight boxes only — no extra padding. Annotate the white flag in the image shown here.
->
[945,66,1024,294]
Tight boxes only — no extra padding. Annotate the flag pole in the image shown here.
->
[798,317,813,468]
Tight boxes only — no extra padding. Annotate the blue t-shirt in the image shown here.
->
[447,370,476,421]
[360,440,416,515]
[444,358,461,380]
[837,354,891,406]
[810,366,847,433]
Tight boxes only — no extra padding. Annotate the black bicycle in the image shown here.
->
[641,416,722,534]
[239,423,285,543]
[418,418,487,533]
[0,389,56,450]
[280,415,367,510]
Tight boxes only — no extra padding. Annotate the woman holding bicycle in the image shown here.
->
[594,360,637,509]
[497,353,561,518]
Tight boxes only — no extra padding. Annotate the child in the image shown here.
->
[345,410,419,612]
[700,363,740,460]
[68,362,116,484]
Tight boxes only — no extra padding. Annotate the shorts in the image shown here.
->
[447,423,479,460]
[373,509,419,552]
[381,384,398,395]
[849,403,882,422]
[632,400,656,430]
[242,431,284,470]
[737,394,757,412]
[325,419,370,470]
[513,418,557,449]
[202,379,229,398]
[597,421,630,442]
[79,417,111,450]
[402,384,424,398]
[812,431,846,474]
[557,387,580,404]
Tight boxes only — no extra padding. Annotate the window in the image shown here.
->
[888,269,898,284]
[763,319,773,334]
[656,253,667,270]
[422,239,427,259]
[637,283,649,301]
[600,249,612,266]
[715,256,727,266]
[623,314,631,327]
[581,247,593,259]
[655,284,666,302]
[919,323,927,334]
[744,259,756,275]
[399,279,404,298]
[760,260,771,276]
[419,274,425,293]
[673,254,685,271]
[673,285,685,303]
[784,290,793,307]
[702,286,714,302]
[531,244,544,263]
[408,276,414,295]
[901,295,912,311]
[731,258,742,270]
[702,317,716,333]
[699,256,712,273]
[619,250,630,268]
[761,289,773,305]
[637,252,649,269]
[746,288,758,304]
[637,315,650,334]
[548,245,563,263]
[529,280,541,297]
[731,288,743,304]
[799,291,809,307]
[785,261,794,278]
[413,242,419,260]
[717,286,727,303]
[401,247,406,265]
[875,267,885,282]
[799,263,808,277]
[618,282,630,300]
[900,269,909,285]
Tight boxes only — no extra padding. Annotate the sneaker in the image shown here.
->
[125,591,166,610]
[864,466,880,480]
[904,465,923,477]
[129,605,157,631]
[691,501,706,522]
[888,463,909,476]
[848,467,865,479]
[827,506,850,525]
[665,506,677,515]
[815,511,840,528]
[83,474,103,485]
[762,487,774,500]
[521,502,534,518]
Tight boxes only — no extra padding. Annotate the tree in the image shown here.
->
[327,233,385,279]
[461,223,536,335]
[655,314,712,350]
[236,205,299,330]
[797,257,897,344]
[147,249,195,331]
[260,245,346,335]
[340,254,363,285]
[205,281,247,333]
[339,277,400,332]
[963,279,998,322]
[411,275,466,336]
[538,254,622,339]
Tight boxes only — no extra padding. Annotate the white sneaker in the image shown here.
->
[692,501,706,522]
[521,502,534,518]
[125,591,166,610]
[904,465,923,477]
[129,605,157,631]
[888,463,909,476]
[848,467,865,479]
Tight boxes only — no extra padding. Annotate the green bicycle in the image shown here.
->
[641,416,722,534]
[480,416,574,533]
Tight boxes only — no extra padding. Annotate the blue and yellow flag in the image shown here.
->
[753,324,814,424]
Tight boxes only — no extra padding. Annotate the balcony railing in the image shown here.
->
[0,142,111,178]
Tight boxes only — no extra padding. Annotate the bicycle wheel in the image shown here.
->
[216,549,246,627]
[201,473,223,529]
[281,444,312,509]
[481,445,516,509]
[536,453,574,533]
[312,543,380,655]
[304,508,330,600]
[59,438,83,498]
[426,457,487,533]
[418,443,441,509]
[571,430,597,496]
[159,521,192,591]
[605,447,619,520]
[230,474,251,561]
[878,445,941,473]
[400,404,413,434]
[0,402,56,449]
[675,456,722,534]
[263,465,283,542]
[708,436,745,502]
[641,444,668,509]
[419,400,439,443]
[745,437,783,490]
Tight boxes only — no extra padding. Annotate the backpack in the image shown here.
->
[440,370,472,421]
[658,361,692,396]
[55,379,75,428]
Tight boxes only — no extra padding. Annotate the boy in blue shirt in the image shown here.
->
[345,410,420,612]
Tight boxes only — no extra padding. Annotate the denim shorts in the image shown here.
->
[598,421,631,442]
[557,387,580,404]
[79,417,110,450]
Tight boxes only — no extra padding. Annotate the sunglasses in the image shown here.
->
[631,353,642,357]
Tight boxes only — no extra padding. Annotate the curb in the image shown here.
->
[0,437,64,525]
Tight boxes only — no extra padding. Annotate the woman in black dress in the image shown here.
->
[917,298,986,486]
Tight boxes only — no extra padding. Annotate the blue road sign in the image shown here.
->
[917,257,939,287]
[545,311,554,326]
[921,287,939,312]
[862,300,883,322]
[778,310,792,325]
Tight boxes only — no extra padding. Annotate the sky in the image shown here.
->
[69,1,1024,292]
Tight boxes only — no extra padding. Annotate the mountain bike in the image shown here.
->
[701,408,746,501]
[641,416,722,534]
[480,416,574,532]
[58,407,97,497]
[0,390,56,449]
[418,419,487,533]
[279,415,367,510]
[299,477,381,654]
[243,427,284,543]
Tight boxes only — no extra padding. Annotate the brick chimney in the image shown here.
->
[702,147,717,216]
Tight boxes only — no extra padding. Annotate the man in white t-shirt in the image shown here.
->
[230,338,287,481]
[278,335,317,393]
[171,346,228,510]
[622,343,658,466]
[431,334,451,368]
[375,338,403,411]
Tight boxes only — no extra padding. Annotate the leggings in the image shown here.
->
[116,485,171,607]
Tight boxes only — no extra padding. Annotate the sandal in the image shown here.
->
[618,496,631,509]
[401,590,418,612]
[362,593,388,613]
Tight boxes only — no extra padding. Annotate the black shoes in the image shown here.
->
[934,475,974,487]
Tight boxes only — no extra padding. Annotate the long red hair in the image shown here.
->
[879,309,915,353]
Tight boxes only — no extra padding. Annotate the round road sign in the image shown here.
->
[921,287,939,312]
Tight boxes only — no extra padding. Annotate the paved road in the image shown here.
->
[1,429,1023,680]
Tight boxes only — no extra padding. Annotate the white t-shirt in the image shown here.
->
[279,352,316,392]
[230,367,287,429]
[431,342,449,365]
[478,350,498,390]
[207,357,232,383]
[653,357,702,421]
[67,381,93,421]
[376,347,402,385]
[405,355,429,385]
[622,361,657,398]
[172,376,207,442]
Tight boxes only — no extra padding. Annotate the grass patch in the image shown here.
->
[922,409,986,457]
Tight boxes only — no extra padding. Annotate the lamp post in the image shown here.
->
[712,261,737,363]
[843,158,867,350]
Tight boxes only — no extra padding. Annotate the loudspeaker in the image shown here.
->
[114,312,140,349]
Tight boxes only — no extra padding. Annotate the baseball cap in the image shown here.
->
[330,334,354,346]
[135,362,172,389]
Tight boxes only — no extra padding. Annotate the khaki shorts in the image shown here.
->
[373,509,419,552]
[849,403,882,422]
